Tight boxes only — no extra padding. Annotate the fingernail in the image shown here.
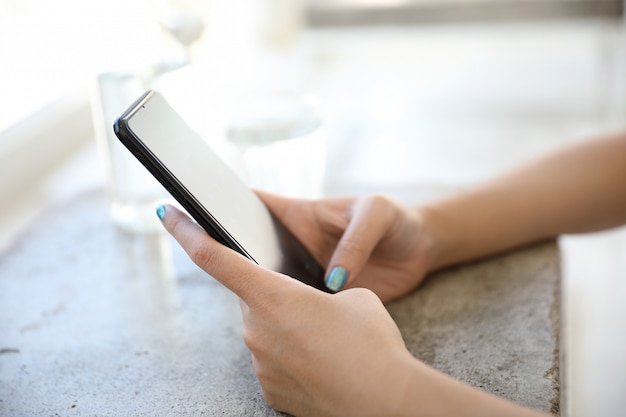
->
[156,204,166,221]
[326,266,348,292]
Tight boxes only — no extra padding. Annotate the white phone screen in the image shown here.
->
[114,91,328,291]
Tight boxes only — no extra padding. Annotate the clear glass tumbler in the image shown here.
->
[226,94,326,199]
[91,72,170,234]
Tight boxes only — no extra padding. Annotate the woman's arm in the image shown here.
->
[159,204,550,417]
[422,131,626,271]
[260,132,626,298]
[398,359,548,417]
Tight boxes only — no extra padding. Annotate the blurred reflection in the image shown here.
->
[118,232,184,348]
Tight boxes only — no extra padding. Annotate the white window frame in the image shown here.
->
[0,89,93,201]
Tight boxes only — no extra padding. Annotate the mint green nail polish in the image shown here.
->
[156,204,166,221]
[326,266,348,292]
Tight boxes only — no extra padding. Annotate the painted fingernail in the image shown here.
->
[326,266,348,292]
[156,204,166,221]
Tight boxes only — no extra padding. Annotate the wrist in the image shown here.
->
[376,349,426,417]
[416,202,457,274]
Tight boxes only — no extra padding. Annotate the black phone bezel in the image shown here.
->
[112,90,330,293]
[113,91,252,260]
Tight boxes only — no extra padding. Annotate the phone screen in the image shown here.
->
[114,90,329,292]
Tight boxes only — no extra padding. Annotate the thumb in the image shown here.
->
[325,195,395,292]
[157,204,291,304]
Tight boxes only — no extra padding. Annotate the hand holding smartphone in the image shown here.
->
[114,90,329,292]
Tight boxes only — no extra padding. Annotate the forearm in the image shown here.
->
[422,131,626,271]
[396,355,550,417]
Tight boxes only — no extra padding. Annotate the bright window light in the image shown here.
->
[0,0,162,132]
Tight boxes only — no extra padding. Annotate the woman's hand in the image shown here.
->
[159,204,548,417]
[257,192,434,302]
[158,204,418,417]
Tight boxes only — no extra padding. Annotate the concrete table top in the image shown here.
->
[0,190,560,416]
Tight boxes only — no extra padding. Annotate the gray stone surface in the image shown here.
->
[0,190,559,416]
[388,246,561,413]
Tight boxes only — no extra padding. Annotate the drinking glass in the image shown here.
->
[91,72,170,234]
[226,94,326,198]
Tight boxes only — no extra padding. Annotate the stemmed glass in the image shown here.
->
[150,0,207,75]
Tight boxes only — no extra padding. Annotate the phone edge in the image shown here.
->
[112,90,257,264]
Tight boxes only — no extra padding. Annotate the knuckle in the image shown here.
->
[242,318,278,360]
[242,327,262,354]
[188,240,219,270]
[365,193,392,211]
[166,212,223,272]
[348,287,379,303]
[337,235,366,258]
[363,194,399,223]
[255,365,273,387]
[252,361,282,409]
[261,388,280,410]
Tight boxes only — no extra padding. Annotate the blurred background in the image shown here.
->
[1,0,625,415]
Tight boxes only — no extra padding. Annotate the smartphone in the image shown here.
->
[114,90,329,292]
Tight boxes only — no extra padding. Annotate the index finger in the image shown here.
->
[326,195,395,291]
[158,204,291,303]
